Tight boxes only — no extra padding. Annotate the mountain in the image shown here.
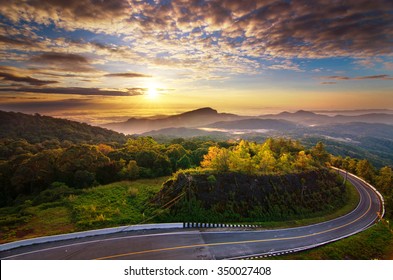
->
[102,108,393,134]
[141,127,229,140]
[259,110,393,126]
[206,118,300,130]
[0,110,127,143]
[136,109,393,167]
[314,109,393,115]
[310,122,393,139]
[102,107,244,134]
[332,113,393,124]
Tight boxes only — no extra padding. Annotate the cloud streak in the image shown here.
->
[321,75,393,81]
[0,0,392,118]
[29,52,97,72]
[104,72,152,78]
[0,71,58,86]
[1,1,392,63]
[0,87,146,96]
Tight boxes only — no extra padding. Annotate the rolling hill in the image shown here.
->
[102,107,245,134]
[0,110,127,143]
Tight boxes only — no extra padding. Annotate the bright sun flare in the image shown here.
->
[147,86,159,99]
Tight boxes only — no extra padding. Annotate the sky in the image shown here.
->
[0,0,392,124]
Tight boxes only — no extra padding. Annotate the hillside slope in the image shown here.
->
[0,111,127,143]
[155,169,345,222]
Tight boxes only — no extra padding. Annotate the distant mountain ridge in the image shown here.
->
[0,110,127,143]
[1,109,393,167]
[206,118,300,130]
[259,110,393,126]
[103,107,245,134]
[102,107,393,135]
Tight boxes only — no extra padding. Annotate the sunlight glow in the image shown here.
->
[147,85,159,100]
[148,86,158,98]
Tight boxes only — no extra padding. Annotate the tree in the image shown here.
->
[177,154,192,170]
[201,146,230,172]
[119,160,140,180]
[97,144,114,155]
[356,159,375,182]
[375,166,393,194]
[96,161,123,184]
[10,149,61,194]
[294,151,312,171]
[57,144,110,185]
[255,142,276,173]
[311,142,330,166]
[73,170,96,188]
[166,144,188,171]
[229,140,256,174]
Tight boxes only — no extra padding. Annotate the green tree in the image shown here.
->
[229,140,256,174]
[201,146,230,172]
[73,170,96,188]
[356,159,375,182]
[255,142,276,173]
[57,144,110,185]
[311,142,330,166]
[376,166,393,194]
[166,144,188,171]
[177,154,192,170]
[294,151,312,171]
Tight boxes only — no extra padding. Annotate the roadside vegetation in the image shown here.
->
[1,122,392,260]
[266,222,393,260]
[0,178,166,243]
[0,176,360,244]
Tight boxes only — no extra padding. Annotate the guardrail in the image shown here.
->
[1,167,385,257]
[331,166,385,220]
[0,223,183,252]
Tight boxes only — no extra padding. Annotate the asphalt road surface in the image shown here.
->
[0,170,382,260]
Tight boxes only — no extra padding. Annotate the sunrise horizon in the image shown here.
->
[0,0,392,124]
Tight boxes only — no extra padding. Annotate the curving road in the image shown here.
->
[0,169,383,260]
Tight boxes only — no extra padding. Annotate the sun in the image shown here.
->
[147,86,158,99]
[146,82,163,100]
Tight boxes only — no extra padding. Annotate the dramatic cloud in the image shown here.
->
[1,1,392,60]
[104,72,152,78]
[321,82,337,85]
[0,0,132,32]
[321,75,393,81]
[0,98,93,112]
[0,86,146,96]
[0,34,34,46]
[0,71,58,86]
[30,52,97,72]
[0,0,392,119]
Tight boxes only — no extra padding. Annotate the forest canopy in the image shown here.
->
[201,139,330,174]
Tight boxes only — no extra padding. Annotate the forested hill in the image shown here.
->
[0,111,127,144]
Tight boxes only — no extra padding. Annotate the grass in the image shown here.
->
[70,178,165,230]
[0,177,167,244]
[0,202,74,242]
[264,221,393,260]
[2,174,389,260]
[0,176,360,245]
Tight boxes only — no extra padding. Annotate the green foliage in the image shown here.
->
[0,111,126,144]
[159,169,347,223]
[201,138,324,175]
[0,177,167,243]
[70,178,165,230]
[32,182,78,205]
[0,135,206,206]
[268,222,393,260]
[330,155,393,220]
